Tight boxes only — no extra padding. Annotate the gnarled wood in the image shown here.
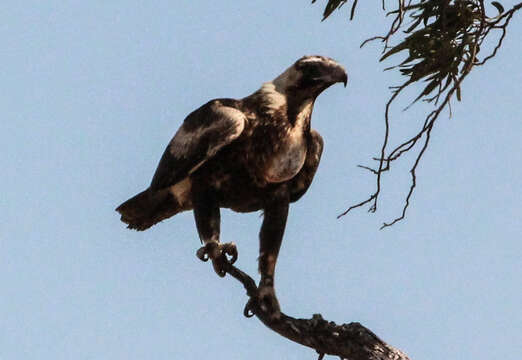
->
[223,262,411,360]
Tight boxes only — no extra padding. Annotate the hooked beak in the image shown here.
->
[337,67,348,87]
[316,64,348,87]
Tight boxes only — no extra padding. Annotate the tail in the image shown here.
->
[116,188,185,231]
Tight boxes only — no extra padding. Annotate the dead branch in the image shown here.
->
[222,261,411,360]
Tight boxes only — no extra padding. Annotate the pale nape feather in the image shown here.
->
[257,82,287,115]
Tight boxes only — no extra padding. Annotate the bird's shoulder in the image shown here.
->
[181,98,245,129]
[149,98,247,190]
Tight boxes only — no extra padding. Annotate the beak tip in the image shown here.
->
[341,71,348,88]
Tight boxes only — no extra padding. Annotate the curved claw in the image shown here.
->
[196,246,210,262]
[222,242,238,265]
[243,299,256,318]
[196,242,238,277]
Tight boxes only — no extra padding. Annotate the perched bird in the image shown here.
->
[116,55,347,314]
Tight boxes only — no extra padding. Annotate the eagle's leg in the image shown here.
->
[257,192,289,316]
[193,190,237,277]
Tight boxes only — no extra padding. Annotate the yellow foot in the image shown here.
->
[196,241,237,277]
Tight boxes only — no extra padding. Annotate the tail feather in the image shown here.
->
[116,188,183,231]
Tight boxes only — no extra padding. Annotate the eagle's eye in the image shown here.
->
[303,65,321,79]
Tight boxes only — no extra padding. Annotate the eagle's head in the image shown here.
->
[273,55,348,99]
[256,55,347,116]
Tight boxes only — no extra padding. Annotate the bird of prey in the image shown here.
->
[116,55,347,314]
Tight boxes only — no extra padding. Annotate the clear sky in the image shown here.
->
[2,1,521,359]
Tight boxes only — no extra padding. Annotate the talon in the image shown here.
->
[196,246,210,262]
[196,242,238,277]
[243,299,256,318]
[222,242,238,264]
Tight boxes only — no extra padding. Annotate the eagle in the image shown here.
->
[116,55,347,314]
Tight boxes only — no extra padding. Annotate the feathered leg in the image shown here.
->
[193,189,237,277]
[257,188,289,316]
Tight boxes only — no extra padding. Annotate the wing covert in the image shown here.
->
[150,100,245,190]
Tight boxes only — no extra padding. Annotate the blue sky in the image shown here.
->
[1,1,521,359]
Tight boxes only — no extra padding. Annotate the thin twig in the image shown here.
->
[340,0,522,227]
[314,0,522,227]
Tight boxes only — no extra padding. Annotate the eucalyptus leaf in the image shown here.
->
[321,0,347,20]
[380,42,409,62]
[491,1,505,14]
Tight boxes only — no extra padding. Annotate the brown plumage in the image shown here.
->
[116,55,347,314]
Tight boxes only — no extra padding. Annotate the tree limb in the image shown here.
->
[223,261,411,360]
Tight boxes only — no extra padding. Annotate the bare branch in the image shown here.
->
[337,193,377,218]
[337,80,412,219]
[381,122,433,229]
[357,164,379,175]
[222,260,411,360]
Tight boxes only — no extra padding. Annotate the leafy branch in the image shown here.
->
[313,0,522,228]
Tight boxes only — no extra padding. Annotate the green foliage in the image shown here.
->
[381,0,484,103]
[316,0,513,103]
[311,0,349,20]
[313,0,521,226]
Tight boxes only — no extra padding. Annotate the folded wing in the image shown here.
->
[150,100,246,190]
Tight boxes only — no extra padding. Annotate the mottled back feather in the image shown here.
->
[150,99,245,190]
